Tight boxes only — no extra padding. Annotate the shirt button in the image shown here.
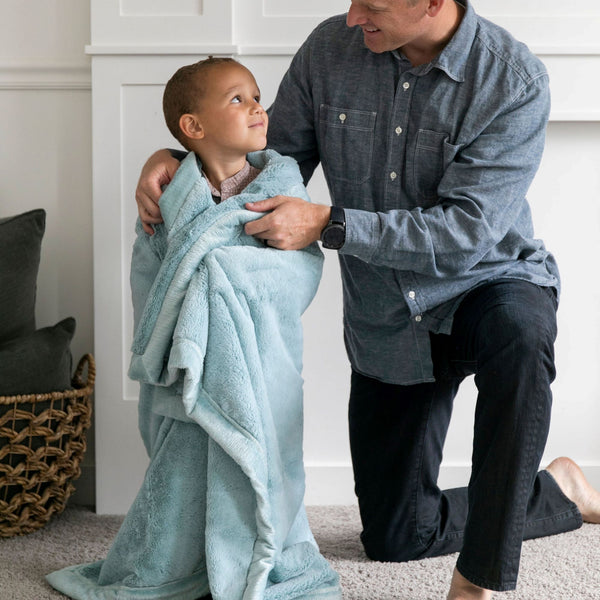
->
[402,82,410,90]
[408,290,416,299]
[390,171,397,180]
[339,113,347,122]
[395,126,403,135]
[415,315,422,322]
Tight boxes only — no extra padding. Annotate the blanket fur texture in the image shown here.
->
[46,150,342,600]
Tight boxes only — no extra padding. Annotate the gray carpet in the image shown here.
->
[1,505,599,599]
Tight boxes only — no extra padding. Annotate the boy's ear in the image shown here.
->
[179,114,204,140]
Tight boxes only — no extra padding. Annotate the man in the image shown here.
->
[136,1,600,598]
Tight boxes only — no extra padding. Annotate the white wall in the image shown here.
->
[2,1,600,512]
[0,1,94,505]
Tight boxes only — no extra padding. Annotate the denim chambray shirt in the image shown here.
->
[267,0,559,385]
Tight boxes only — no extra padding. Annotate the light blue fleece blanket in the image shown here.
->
[46,150,342,600]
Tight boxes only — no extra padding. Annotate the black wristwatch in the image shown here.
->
[320,206,346,250]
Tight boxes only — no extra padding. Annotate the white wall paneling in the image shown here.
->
[475,0,600,50]
[233,0,600,53]
[234,0,348,50]
[543,54,600,121]
[87,50,353,513]
[90,0,234,48]
[86,0,600,514]
[90,55,213,513]
[6,0,598,515]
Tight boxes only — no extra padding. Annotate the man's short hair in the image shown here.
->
[163,57,237,149]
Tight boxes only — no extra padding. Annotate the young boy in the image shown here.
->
[46,58,342,600]
[162,57,268,203]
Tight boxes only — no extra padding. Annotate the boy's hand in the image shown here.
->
[244,196,330,250]
[135,149,181,235]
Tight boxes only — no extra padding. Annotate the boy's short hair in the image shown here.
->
[163,57,237,150]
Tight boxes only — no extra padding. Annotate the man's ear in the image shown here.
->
[179,114,204,140]
[426,0,444,18]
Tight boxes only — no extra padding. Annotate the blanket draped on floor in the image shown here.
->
[46,150,342,600]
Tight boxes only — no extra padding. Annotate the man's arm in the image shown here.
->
[339,74,551,276]
[253,68,550,265]
[135,149,182,235]
[249,16,551,268]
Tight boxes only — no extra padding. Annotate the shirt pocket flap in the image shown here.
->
[319,105,377,185]
[319,105,377,130]
[412,129,450,202]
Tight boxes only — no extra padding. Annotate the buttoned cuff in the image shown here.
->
[339,208,378,262]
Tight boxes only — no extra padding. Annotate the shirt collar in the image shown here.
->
[392,0,475,83]
[203,160,254,201]
[431,0,475,83]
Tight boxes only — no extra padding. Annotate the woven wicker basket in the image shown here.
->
[0,353,94,537]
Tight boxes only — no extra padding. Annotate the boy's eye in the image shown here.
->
[231,95,242,103]
[254,96,261,103]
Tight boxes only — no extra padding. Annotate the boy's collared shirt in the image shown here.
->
[203,160,261,203]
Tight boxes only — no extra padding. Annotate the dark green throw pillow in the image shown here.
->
[0,209,46,341]
[0,317,75,396]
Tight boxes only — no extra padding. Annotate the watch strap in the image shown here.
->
[320,205,346,249]
[329,205,345,226]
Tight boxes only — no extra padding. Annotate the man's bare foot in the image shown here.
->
[546,457,600,523]
[447,567,493,600]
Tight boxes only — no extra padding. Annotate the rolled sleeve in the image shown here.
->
[340,208,378,262]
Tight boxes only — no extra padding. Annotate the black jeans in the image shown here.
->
[348,280,582,591]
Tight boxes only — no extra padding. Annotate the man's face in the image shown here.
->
[346,0,429,54]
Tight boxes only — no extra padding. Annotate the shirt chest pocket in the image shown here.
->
[410,129,450,203]
[319,105,377,184]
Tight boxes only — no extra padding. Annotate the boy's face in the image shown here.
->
[193,63,268,157]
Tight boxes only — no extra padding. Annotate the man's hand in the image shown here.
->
[244,196,331,251]
[135,149,181,235]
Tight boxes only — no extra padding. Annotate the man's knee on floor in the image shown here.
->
[360,528,425,563]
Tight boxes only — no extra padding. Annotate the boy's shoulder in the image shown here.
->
[248,149,297,173]
[247,150,310,203]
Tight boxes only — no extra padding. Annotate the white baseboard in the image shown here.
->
[304,464,356,506]
[304,463,600,506]
[569,464,600,490]
[303,463,474,506]
[73,463,600,510]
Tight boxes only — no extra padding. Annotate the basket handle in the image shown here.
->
[72,354,96,390]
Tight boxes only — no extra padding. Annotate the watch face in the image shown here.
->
[322,223,345,249]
